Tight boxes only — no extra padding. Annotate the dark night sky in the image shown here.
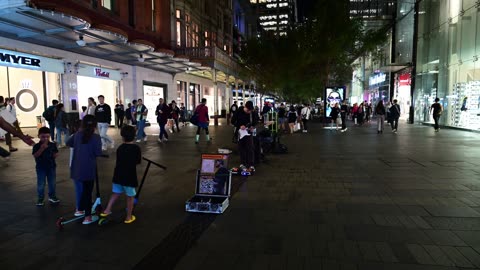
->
[296,0,316,22]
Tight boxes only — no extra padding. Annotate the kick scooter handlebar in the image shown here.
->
[142,157,167,170]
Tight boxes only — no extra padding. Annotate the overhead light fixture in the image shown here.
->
[76,35,86,47]
[138,54,145,63]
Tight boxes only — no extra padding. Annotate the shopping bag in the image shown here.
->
[294,122,301,132]
[336,117,342,125]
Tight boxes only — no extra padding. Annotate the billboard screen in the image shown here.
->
[324,86,346,118]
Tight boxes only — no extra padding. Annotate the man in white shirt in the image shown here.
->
[301,104,311,133]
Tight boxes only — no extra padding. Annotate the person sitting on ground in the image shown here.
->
[101,125,141,224]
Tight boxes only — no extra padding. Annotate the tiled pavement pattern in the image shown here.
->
[2,120,480,269]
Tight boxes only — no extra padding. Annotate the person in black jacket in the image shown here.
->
[375,101,386,134]
[340,101,348,132]
[234,101,259,172]
[94,95,113,150]
[390,99,401,133]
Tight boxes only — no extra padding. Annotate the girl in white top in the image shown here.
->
[87,97,96,115]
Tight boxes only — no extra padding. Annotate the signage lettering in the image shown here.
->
[0,53,41,67]
[369,73,386,86]
[95,68,110,78]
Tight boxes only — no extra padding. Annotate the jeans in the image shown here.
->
[433,115,440,130]
[377,115,385,131]
[73,179,83,210]
[391,117,399,130]
[97,122,113,147]
[239,136,254,167]
[136,120,146,140]
[79,180,94,216]
[36,166,56,199]
[48,121,55,139]
[56,127,69,145]
[302,119,309,131]
[159,122,168,140]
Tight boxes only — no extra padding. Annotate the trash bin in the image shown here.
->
[36,116,42,129]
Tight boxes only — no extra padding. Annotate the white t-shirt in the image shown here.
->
[7,104,16,120]
[301,107,311,120]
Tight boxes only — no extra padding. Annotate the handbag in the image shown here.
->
[336,117,342,125]
[190,111,199,126]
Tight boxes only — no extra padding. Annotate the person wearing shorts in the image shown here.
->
[101,125,141,224]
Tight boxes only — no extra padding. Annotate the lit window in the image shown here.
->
[176,21,181,46]
[102,0,111,10]
[176,9,181,19]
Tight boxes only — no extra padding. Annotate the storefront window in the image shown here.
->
[77,76,118,115]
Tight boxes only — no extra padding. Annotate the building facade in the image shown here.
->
[0,0,249,127]
[414,0,480,130]
[250,0,297,37]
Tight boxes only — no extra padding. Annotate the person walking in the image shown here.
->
[87,97,96,115]
[33,127,60,206]
[330,103,341,131]
[230,101,238,125]
[430,98,443,132]
[114,100,125,128]
[0,97,16,152]
[100,125,141,224]
[94,95,114,150]
[54,103,69,147]
[134,99,148,142]
[287,106,297,134]
[340,100,348,132]
[390,99,401,133]
[352,103,359,125]
[357,102,365,125]
[194,98,210,144]
[375,101,386,134]
[365,102,372,123]
[66,115,103,224]
[301,104,311,133]
[234,101,258,172]
[155,98,170,142]
[179,103,186,126]
[130,100,138,126]
[278,103,286,132]
[170,100,181,132]
[42,99,59,140]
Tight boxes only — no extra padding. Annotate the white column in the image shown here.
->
[61,65,78,112]
[213,69,218,115]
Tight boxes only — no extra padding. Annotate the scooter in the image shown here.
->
[98,157,166,226]
[56,155,109,230]
[56,169,103,230]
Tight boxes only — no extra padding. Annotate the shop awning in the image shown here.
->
[0,4,210,75]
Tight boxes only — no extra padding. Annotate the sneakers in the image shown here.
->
[124,215,136,224]
[136,139,142,143]
[102,145,107,151]
[144,136,148,142]
[9,147,18,152]
[157,138,162,143]
[249,166,256,172]
[36,198,44,206]
[240,164,247,171]
[74,210,85,217]
[110,141,115,149]
[48,197,60,204]
[163,138,168,142]
[82,215,99,225]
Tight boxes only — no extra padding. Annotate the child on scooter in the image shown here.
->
[33,127,59,206]
[101,125,141,224]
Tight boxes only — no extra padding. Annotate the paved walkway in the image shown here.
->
[2,120,480,270]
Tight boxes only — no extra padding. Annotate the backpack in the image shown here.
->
[42,106,55,121]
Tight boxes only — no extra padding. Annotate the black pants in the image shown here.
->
[48,121,55,139]
[0,146,10,158]
[341,114,346,129]
[239,136,254,167]
[302,119,308,131]
[116,114,124,128]
[433,115,440,130]
[79,180,94,216]
[172,119,180,132]
[390,117,399,130]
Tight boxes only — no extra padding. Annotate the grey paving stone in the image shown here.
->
[407,244,436,265]
[440,246,474,268]
[357,241,380,262]
[374,242,399,263]
[456,247,480,268]
[424,230,467,246]
[454,231,480,246]
[423,245,455,267]
[424,206,480,217]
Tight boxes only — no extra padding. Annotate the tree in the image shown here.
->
[240,0,388,103]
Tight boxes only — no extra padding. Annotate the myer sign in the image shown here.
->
[369,73,386,86]
[0,48,64,73]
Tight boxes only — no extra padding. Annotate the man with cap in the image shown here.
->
[234,101,259,172]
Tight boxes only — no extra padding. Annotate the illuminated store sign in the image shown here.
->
[369,73,386,86]
[0,49,64,73]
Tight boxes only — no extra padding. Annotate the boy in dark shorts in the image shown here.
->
[100,125,141,224]
[32,127,59,206]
